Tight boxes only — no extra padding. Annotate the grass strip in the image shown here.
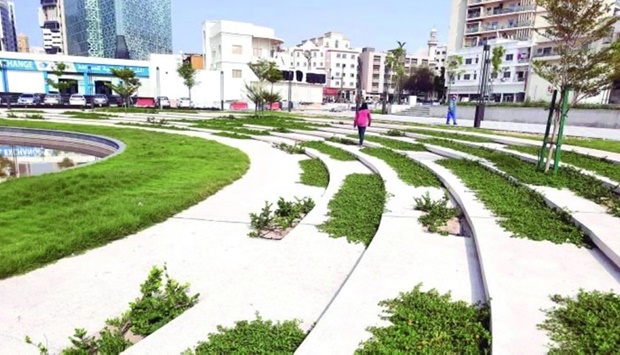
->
[115,123,189,131]
[0,120,249,278]
[188,315,306,354]
[406,128,494,143]
[437,158,588,247]
[191,114,324,132]
[301,141,357,161]
[319,173,385,246]
[362,147,441,187]
[299,158,329,188]
[212,131,252,139]
[357,284,490,354]
[507,145,620,183]
[8,109,46,113]
[348,134,426,151]
[63,111,115,119]
[423,138,620,217]
[538,289,620,354]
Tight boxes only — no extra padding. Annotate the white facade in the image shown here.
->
[38,0,66,54]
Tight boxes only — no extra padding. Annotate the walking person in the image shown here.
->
[446,95,458,125]
[354,102,372,147]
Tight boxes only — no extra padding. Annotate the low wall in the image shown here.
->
[0,126,124,158]
[427,105,620,129]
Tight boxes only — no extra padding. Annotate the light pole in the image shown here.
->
[88,66,94,110]
[304,50,312,105]
[2,61,9,109]
[220,70,224,111]
[474,44,491,128]
[355,56,362,115]
[340,70,345,103]
[156,66,162,110]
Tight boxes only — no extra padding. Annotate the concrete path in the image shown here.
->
[296,143,485,354]
[303,110,620,141]
[0,128,365,353]
[414,157,620,354]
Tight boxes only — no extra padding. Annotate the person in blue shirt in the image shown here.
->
[446,95,457,125]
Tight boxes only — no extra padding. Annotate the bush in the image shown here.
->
[386,129,406,137]
[357,284,491,354]
[299,158,329,188]
[538,290,620,354]
[414,193,460,235]
[273,142,305,154]
[249,197,315,238]
[188,314,306,354]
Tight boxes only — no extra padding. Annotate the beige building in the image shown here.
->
[447,0,620,103]
[359,29,445,100]
[17,33,28,52]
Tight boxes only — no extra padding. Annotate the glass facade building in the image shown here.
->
[64,0,172,60]
[0,0,17,52]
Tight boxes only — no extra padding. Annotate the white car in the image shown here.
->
[178,97,192,108]
[69,94,86,106]
[157,96,171,108]
[44,93,61,105]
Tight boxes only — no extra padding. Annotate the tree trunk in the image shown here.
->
[188,88,192,102]
[543,97,563,173]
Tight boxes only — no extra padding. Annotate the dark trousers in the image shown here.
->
[446,111,457,125]
[358,126,367,146]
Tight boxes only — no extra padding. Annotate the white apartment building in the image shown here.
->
[360,29,445,100]
[38,0,66,54]
[447,0,620,103]
[282,32,361,102]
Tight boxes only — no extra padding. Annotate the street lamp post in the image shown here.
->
[1,61,10,109]
[304,50,312,105]
[88,66,94,110]
[156,66,162,110]
[220,70,224,111]
[340,71,345,103]
[474,44,491,128]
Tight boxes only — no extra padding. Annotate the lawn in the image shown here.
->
[299,158,329,188]
[301,141,357,161]
[0,120,249,278]
[63,111,116,120]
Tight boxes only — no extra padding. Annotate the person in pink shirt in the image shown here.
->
[354,102,372,147]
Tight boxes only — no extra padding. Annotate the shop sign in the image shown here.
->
[0,59,37,71]
[74,63,150,77]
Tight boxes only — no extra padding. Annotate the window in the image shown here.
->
[465,58,472,64]
[253,48,261,57]
[505,54,514,61]
[335,81,340,86]
[350,82,354,87]
[320,62,323,66]
[350,64,355,68]
[296,62,300,66]
[336,63,341,67]
[313,52,317,57]
[232,45,242,55]
[473,73,477,80]
[297,52,300,57]
[351,73,355,77]
[313,62,317,67]
[503,71,511,78]
[336,53,341,58]
[464,74,471,80]
[232,69,242,78]
[351,54,355,59]
[321,52,324,57]
[475,58,479,64]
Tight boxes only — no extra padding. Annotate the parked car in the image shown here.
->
[44,93,62,105]
[69,94,87,106]
[157,96,171,108]
[108,95,123,107]
[17,93,42,106]
[178,97,192,108]
[93,94,109,106]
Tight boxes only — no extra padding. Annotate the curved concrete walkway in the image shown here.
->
[0,123,365,353]
[296,142,485,354]
[411,152,620,354]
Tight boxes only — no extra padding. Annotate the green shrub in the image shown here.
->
[301,141,357,161]
[188,314,306,354]
[213,132,252,140]
[407,128,493,143]
[386,129,406,137]
[25,114,45,120]
[327,136,358,145]
[362,147,441,187]
[538,290,620,354]
[273,142,306,154]
[357,135,426,151]
[249,197,315,238]
[357,284,491,354]
[299,158,329,188]
[414,193,460,235]
[319,173,385,246]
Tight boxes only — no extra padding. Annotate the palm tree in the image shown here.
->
[385,41,407,105]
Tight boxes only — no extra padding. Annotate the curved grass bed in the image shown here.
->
[0,120,249,278]
[299,158,329,188]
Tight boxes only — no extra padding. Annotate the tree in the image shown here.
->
[46,62,75,94]
[404,66,435,98]
[385,41,407,105]
[176,62,199,102]
[488,46,507,100]
[434,67,446,101]
[533,0,620,172]
[445,55,464,100]
[244,82,267,116]
[106,68,141,111]
[0,155,15,178]
[261,91,282,111]
[248,59,282,93]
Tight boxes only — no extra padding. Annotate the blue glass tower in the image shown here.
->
[0,0,17,52]
[64,0,172,60]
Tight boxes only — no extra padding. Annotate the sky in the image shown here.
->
[15,0,450,54]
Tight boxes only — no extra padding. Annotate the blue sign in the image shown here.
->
[0,146,44,157]
[0,59,37,71]
[74,63,150,77]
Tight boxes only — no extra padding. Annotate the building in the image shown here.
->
[63,0,173,60]
[17,33,28,53]
[359,29,445,100]
[447,0,620,103]
[39,0,67,54]
[0,0,17,52]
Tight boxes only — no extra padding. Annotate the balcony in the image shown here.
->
[467,11,482,19]
[482,5,536,18]
[468,0,505,6]
[473,21,533,34]
[41,0,58,5]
